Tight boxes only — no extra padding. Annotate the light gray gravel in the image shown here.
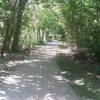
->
[0,41,79,100]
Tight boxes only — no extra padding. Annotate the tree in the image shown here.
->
[60,0,100,61]
[11,0,28,52]
[0,0,29,57]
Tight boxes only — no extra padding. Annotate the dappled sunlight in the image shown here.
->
[1,75,22,85]
[0,70,75,100]
[0,91,6,95]
[28,43,70,60]
[1,0,99,98]
[32,59,41,62]
[53,75,63,81]
[74,79,85,86]
[43,93,54,100]
[0,41,80,100]
[87,72,94,76]
[28,75,43,79]
[96,75,100,79]
[39,66,43,69]
[56,53,100,99]
[61,71,67,75]
[0,70,10,74]
[25,95,38,100]
[6,60,32,67]
[0,97,8,100]
[6,61,16,67]
[7,87,21,93]
[32,59,50,62]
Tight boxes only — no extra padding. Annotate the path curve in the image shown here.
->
[0,41,79,100]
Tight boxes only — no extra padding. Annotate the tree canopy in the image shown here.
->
[0,0,100,61]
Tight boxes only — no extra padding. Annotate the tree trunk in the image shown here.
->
[37,27,41,44]
[1,0,17,58]
[41,27,45,44]
[1,18,10,58]
[11,0,28,52]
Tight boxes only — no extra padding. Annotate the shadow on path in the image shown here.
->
[0,41,79,100]
[56,53,100,100]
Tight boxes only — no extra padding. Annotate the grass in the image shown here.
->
[55,54,100,100]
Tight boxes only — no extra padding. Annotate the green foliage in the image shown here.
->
[60,0,100,61]
[1,0,100,61]
[19,1,65,49]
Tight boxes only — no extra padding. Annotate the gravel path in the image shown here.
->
[0,41,79,100]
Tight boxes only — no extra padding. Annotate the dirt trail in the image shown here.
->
[0,41,79,100]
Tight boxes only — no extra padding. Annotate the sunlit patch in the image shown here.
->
[22,60,32,63]
[43,93,54,100]
[0,97,8,100]
[96,88,100,93]
[58,96,69,100]
[25,95,38,100]
[28,75,34,78]
[36,75,43,79]
[15,87,20,89]
[6,61,16,67]
[36,84,39,88]
[1,75,21,85]
[32,83,36,86]
[61,71,67,75]
[96,75,100,79]
[74,79,85,86]
[6,60,33,68]
[0,91,6,95]
[27,75,43,79]
[32,59,41,62]
[53,75,63,81]
[21,84,26,88]
[87,72,94,76]
[0,70,10,74]
[36,87,42,90]
[3,53,7,56]
[48,85,55,89]
[40,66,43,68]
[8,87,20,92]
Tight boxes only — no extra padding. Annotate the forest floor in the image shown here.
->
[0,41,100,100]
[0,41,79,100]
[56,54,100,100]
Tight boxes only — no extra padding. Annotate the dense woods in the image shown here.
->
[60,0,100,62]
[0,0,64,57]
[0,0,100,99]
[0,0,100,61]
